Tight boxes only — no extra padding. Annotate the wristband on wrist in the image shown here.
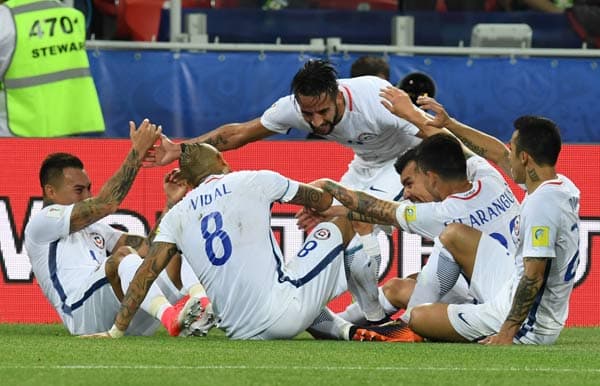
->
[108,324,124,338]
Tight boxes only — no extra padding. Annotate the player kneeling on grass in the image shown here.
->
[25,120,214,337]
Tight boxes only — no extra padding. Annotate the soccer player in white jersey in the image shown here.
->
[144,60,424,325]
[305,89,519,327]
[95,143,421,342]
[406,112,580,344]
[25,120,210,337]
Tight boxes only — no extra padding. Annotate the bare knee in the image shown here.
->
[331,216,356,246]
[383,278,416,309]
[351,220,372,236]
[440,224,481,255]
[112,245,137,261]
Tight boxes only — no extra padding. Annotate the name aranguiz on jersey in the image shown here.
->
[189,184,232,210]
[443,186,518,227]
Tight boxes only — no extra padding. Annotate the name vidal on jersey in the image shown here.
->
[443,187,517,227]
[188,184,232,210]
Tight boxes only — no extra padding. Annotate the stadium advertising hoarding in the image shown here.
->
[0,139,598,326]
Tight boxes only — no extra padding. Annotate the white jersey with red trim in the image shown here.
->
[395,155,521,252]
[24,204,122,319]
[155,170,305,339]
[507,174,580,337]
[260,75,421,169]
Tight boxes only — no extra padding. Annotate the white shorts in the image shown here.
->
[253,222,345,339]
[340,159,403,202]
[61,260,159,336]
[445,233,558,344]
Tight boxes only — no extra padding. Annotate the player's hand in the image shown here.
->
[130,119,162,159]
[308,178,334,190]
[79,331,112,338]
[295,207,328,231]
[380,86,427,123]
[164,168,188,208]
[416,96,452,129]
[479,333,513,345]
[144,134,181,167]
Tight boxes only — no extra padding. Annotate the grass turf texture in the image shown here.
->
[0,324,599,386]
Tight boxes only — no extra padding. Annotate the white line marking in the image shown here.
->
[0,365,599,373]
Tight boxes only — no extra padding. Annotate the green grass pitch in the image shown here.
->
[1,324,599,386]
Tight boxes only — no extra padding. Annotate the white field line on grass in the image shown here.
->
[0,365,599,373]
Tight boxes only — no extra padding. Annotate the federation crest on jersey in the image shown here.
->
[90,233,105,249]
[357,133,377,142]
[314,228,331,240]
[532,226,550,247]
[404,205,417,223]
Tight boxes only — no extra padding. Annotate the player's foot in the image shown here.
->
[349,320,423,342]
[188,301,217,337]
[161,295,203,337]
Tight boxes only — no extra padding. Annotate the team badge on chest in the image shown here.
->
[90,233,105,249]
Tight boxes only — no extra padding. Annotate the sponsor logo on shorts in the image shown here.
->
[458,312,471,326]
[90,233,105,249]
[314,228,331,240]
[368,186,386,193]
[532,226,550,247]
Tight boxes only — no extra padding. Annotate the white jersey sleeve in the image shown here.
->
[26,204,74,243]
[466,155,504,182]
[520,189,562,259]
[395,200,445,240]
[260,95,310,135]
[251,169,300,203]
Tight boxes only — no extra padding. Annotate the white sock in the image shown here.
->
[379,286,399,315]
[180,257,202,297]
[401,238,460,322]
[337,302,367,325]
[338,286,398,324]
[307,308,352,340]
[155,270,181,304]
[344,235,385,322]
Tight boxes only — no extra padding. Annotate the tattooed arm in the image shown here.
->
[69,120,160,233]
[148,118,275,167]
[287,183,333,213]
[114,241,179,332]
[482,257,548,345]
[316,179,401,228]
[415,96,512,176]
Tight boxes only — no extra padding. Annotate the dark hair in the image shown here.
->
[394,147,419,174]
[415,134,466,181]
[398,72,436,104]
[350,56,390,80]
[39,153,84,189]
[291,59,339,101]
[513,115,561,166]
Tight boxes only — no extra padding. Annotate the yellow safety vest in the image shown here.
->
[2,0,104,137]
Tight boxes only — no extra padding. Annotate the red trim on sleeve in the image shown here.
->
[341,85,353,111]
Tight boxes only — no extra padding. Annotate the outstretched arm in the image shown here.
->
[416,96,512,175]
[481,257,548,345]
[148,118,276,167]
[70,120,161,234]
[315,179,401,228]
